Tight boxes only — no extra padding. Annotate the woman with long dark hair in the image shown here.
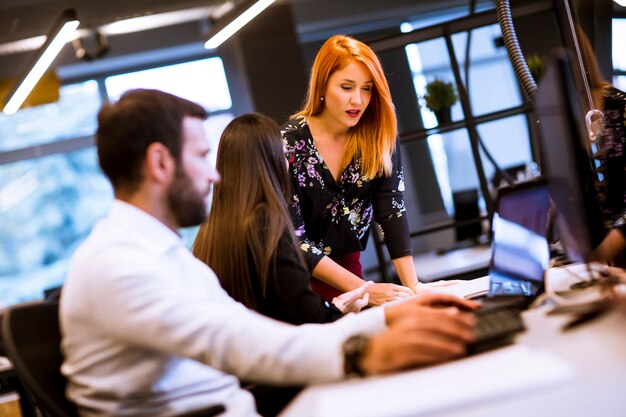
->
[192,113,369,324]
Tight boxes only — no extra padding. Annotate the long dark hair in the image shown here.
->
[192,113,304,308]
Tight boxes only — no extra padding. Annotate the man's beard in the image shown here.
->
[167,167,208,228]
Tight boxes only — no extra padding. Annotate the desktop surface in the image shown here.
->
[279,266,626,417]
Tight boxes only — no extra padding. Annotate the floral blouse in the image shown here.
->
[594,86,626,233]
[281,117,412,270]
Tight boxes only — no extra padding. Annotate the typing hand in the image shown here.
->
[332,281,373,313]
[366,283,415,306]
[415,292,481,310]
[604,266,626,284]
[362,306,476,374]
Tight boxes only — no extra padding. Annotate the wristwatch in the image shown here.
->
[342,334,371,377]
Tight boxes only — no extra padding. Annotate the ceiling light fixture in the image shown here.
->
[614,0,626,7]
[3,9,79,115]
[0,4,235,57]
[0,36,47,55]
[100,7,219,36]
[204,0,276,50]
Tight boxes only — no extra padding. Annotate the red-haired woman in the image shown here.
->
[283,35,440,306]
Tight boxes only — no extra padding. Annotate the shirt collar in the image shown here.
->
[109,200,183,255]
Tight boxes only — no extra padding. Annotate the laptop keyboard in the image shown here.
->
[469,307,525,354]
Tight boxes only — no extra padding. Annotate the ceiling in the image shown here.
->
[0,0,470,47]
[0,0,621,52]
[0,0,229,46]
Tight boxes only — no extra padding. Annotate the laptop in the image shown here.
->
[436,177,551,302]
[433,178,551,353]
[487,177,551,300]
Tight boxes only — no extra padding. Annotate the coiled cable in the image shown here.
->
[496,0,538,104]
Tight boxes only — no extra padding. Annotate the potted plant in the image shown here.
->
[424,78,458,125]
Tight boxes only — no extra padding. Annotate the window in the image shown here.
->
[0,56,233,307]
[451,24,522,116]
[613,19,626,92]
[476,115,533,185]
[614,76,626,92]
[426,129,481,214]
[405,21,531,219]
[0,147,111,307]
[0,80,100,152]
[105,57,232,112]
[613,19,626,72]
[407,38,464,128]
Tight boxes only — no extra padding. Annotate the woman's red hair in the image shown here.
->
[293,35,397,178]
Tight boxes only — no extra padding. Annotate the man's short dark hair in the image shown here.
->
[96,89,207,192]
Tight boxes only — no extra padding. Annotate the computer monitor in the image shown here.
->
[534,50,606,263]
[551,0,594,116]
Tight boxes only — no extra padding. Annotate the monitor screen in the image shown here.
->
[534,50,606,263]
[488,179,551,297]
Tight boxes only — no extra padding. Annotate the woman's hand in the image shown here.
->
[332,281,373,313]
[366,282,415,306]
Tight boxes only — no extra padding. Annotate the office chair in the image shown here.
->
[1,301,78,417]
[1,301,225,417]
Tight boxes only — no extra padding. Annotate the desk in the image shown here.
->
[280,267,626,417]
[413,243,491,282]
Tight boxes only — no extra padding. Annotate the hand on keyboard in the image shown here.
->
[468,307,525,354]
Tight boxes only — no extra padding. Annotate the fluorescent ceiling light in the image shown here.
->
[3,9,79,115]
[615,0,626,7]
[205,0,276,49]
[0,36,47,55]
[100,7,221,36]
[0,5,230,56]
[0,30,88,56]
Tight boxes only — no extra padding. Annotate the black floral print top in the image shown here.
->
[593,86,626,234]
[281,117,412,270]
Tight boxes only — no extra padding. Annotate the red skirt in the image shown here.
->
[310,252,363,302]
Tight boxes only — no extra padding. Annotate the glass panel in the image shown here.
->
[0,147,112,307]
[401,2,495,32]
[0,80,100,152]
[613,19,626,72]
[426,129,482,215]
[476,115,533,189]
[406,38,464,129]
[614,76,626,93]
[105,57,232,112]
[452,24,522,116]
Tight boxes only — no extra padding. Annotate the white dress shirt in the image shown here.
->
[60,200,386,417]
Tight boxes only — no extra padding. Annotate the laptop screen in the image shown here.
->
[488,179,551,297]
